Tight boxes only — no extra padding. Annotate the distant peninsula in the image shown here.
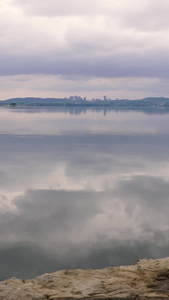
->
[1,96,169,108]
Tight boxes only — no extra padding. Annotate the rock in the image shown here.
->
[1,257,169,299]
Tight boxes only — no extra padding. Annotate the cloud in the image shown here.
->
[11,0,169,31]
[1,231,169,280]
[1,75,169,100]
[114,176,169,224]
[12,0,98,16]
[0,107,169,279]
[0,0,169,99]
[0,243,60,280]
[1,49,169,80]
[1,176,169,279]
[0,121,169,205]
[1,232,168,280]
[11,0,169,42]
[0,0,168,98]
[12,0,139,17]
[0,1,169,77]
[120,0,169,31]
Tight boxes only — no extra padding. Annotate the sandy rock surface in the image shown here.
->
[1,257,169,299]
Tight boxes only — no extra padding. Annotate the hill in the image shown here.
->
[1,96,169,107]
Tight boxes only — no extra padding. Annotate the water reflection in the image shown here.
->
[0,107,169,280]
[1,106,169,135]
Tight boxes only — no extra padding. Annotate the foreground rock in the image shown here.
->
[1,257,169,300]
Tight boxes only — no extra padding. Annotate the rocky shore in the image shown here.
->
[1,257,169,300]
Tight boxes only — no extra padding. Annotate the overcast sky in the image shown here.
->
[1,0,169,100]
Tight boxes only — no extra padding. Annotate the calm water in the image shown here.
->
[0,107,169,280]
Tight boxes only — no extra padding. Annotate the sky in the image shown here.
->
[1,0,169,100]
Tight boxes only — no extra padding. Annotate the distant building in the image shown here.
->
[69,95,83,101]
[104,96,107,101]
[74,96,82,101]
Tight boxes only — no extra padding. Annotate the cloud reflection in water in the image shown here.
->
[0,108,169,279]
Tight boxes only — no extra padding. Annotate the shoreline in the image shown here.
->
[1,257,169,299]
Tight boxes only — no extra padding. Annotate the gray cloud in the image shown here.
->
[1,231,169,280]
[0,108,169,279]
[1,50,169,79]
[0,176,169,279]
[120,0,169,31]
[0,125,169,194]
[114,175,169,222]
[12,0,99,16]
[0,0,169,98]
[12,0,169,31]
[0,233,167,281]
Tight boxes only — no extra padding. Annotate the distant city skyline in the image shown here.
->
[1,94,168,102]
[0,1,169,100]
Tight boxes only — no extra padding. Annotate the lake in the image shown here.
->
[0,106,169,280]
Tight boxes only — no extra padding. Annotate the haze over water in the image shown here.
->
[0,107,169,280]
